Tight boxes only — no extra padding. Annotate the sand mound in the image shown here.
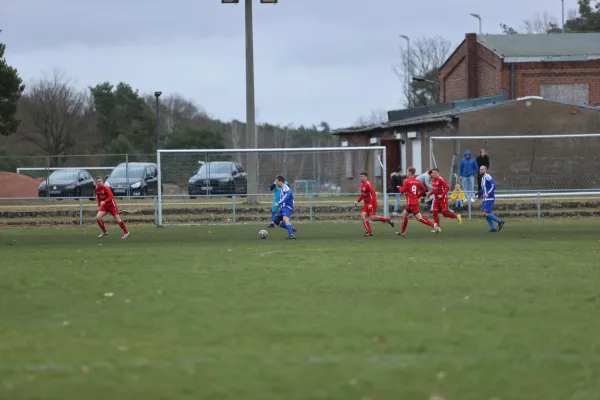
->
[0,172,44,199]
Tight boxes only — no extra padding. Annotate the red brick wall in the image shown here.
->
[439,35,600,105]
[476,45,503,98]
[511,60,600,106]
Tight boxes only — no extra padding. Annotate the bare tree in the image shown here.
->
[522,11,561,33]
[354,109,388,126]
[393,36,452,107]
[18,70,91,164]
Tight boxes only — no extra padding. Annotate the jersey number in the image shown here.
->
[411,185,417,195]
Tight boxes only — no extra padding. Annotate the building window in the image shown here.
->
[540,84,589,105]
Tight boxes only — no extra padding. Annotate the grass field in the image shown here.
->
[1,219,599,400]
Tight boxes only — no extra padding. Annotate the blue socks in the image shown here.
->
[486,215,496,230]
[489,213,502,223]
[486,214,502,230]
[279,221,295,236]
[270,211,276,223]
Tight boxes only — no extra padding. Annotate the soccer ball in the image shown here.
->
[259,229,268,239]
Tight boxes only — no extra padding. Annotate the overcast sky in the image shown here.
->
[2,0,578,129]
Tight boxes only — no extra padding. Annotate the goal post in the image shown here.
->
[429,133,600,196]
[156,146,388,226]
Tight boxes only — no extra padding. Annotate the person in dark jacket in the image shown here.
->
[390,168,403,216]
[476,148,490,192]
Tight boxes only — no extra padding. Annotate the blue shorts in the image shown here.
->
[277,207,293,219]
[481,199,495,213]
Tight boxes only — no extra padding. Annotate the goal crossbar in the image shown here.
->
[157,146,383,154]
[156,146,388,226]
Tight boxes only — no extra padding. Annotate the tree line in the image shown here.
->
[0,67,335,169]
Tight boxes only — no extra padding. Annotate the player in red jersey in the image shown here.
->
[353,172,394,236]
[94,176,129,239]
[429,168,462,232]
[395,167,438,236]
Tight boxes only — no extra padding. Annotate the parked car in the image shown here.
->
[38,169,95,199]
[106,162,159,197]
[188,161,247,197]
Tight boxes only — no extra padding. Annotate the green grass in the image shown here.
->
[1,219,599,400]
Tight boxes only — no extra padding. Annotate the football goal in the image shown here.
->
[429,134,600,197]
[156,146,388,226]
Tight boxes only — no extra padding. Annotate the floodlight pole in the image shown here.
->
[154,91,162,151]
[245,0,258,203]
[470,13,482,34]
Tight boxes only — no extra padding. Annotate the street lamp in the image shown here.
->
[561,0,565,32]
[154,91,162,151]
[222,0,277,203]
[412,76,438,86]
[399,34,410,106]
[470,13,482,34]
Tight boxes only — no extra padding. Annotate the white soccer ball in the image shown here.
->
[259,229,268,239]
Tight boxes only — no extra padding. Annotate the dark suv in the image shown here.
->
[188,161,247,197]
[38,169,95,199]
[106,162,159,197]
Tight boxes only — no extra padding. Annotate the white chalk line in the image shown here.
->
[0,353,597,373]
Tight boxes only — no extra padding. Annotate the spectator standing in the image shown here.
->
[476,148,490,192]
[390,168,404,217]
[459,150,478,202]
[416,170,433,207]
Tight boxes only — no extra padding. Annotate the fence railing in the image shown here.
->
[1,190,600,227]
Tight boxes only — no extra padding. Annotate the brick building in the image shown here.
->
[440,33,600,106]
[333,97,600,194]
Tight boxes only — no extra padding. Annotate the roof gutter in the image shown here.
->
[503,55,600,63]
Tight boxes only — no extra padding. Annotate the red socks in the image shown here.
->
[402,217,409,233]
[443,210,457,218]
[378,217,390,223]
[118,221,128,234]
[363,220,373,234]
[97,219,106,233]
[418,216,435,228]
[433,210,440,225]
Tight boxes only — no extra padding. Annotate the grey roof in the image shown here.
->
[477,33,600,62]
[332,96,600,135]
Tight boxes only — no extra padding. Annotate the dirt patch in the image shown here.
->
[0,172,44,199]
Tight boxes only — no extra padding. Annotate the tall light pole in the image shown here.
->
[562,0,565,32]
[470,13,482,34]
[222,0,277,203]
[154,91,162,151]
[399,35,410,107]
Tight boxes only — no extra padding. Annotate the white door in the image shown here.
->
[400,140,407,173]
[411,137,422,173]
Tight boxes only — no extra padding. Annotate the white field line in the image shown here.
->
[0,353,597,372]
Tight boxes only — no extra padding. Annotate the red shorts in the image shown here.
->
[361,203,377,216]
[404,203,421,215]
[99,201,119,216]
[432,196,449,212]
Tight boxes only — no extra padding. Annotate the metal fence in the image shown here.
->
[1,190,600,227]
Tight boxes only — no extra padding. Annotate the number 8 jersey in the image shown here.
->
[399,177,427,205]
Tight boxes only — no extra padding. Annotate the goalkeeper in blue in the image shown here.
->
[273,175,297,239]
[268,176,288,228]
[477,165,505,232]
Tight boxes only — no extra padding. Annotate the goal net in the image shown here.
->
[429,134,600,196]
[157,147,388,226]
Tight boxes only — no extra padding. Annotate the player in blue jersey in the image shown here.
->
[268,177,288,228]
[273,175,297,239]
[477,165,505,232]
